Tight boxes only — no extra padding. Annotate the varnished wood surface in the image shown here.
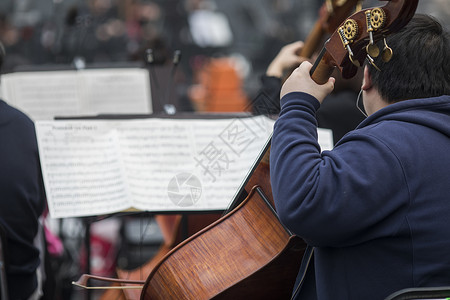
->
[311,50,339,85]
[212,236,304,300]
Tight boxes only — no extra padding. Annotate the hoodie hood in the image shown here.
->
[357,95,450,138]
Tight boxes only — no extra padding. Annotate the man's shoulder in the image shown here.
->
[0,99,34,127]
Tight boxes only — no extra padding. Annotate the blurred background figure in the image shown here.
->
[0,41,47,300]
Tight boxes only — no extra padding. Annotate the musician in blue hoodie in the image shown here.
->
[270,14,450,300]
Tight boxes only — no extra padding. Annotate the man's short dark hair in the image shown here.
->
[367,14,450,103]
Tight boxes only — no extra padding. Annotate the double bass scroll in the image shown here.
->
[310,0,419,84]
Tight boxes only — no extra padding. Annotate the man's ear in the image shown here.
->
[361,66,372,91]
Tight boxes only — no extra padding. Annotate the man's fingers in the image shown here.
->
[326,77,336,93]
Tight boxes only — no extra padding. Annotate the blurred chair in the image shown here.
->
[385,286,450,300]
[0,223,9,300]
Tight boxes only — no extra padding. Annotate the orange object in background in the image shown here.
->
[190,57,250,112]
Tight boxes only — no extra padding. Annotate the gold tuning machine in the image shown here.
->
[338,19,360,67]
[365,10,379,57]
[365,8,387,58]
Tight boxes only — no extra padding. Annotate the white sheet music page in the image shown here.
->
[36,121,131,218]
[79,68,152,115]
[119,116,274,212]
[116,119,196,211]
[1,71,81,121]
[187,116,275,211]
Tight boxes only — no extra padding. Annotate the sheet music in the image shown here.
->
[1,71,81,120]
[79,69,151,115]
[36,121,132,218]
[1,68,152,121]
[116,120,197,210]
[36,116,275,218]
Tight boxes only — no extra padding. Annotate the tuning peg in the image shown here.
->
[366,43,380,58]
[365,10,380,58]
[349,55,361,67]
[381,38,393,62]
[338,19,360,67]
[365,8,388,59]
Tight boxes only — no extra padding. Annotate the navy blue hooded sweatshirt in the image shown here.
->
[270,92,450,300]
[0,100,45,299]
